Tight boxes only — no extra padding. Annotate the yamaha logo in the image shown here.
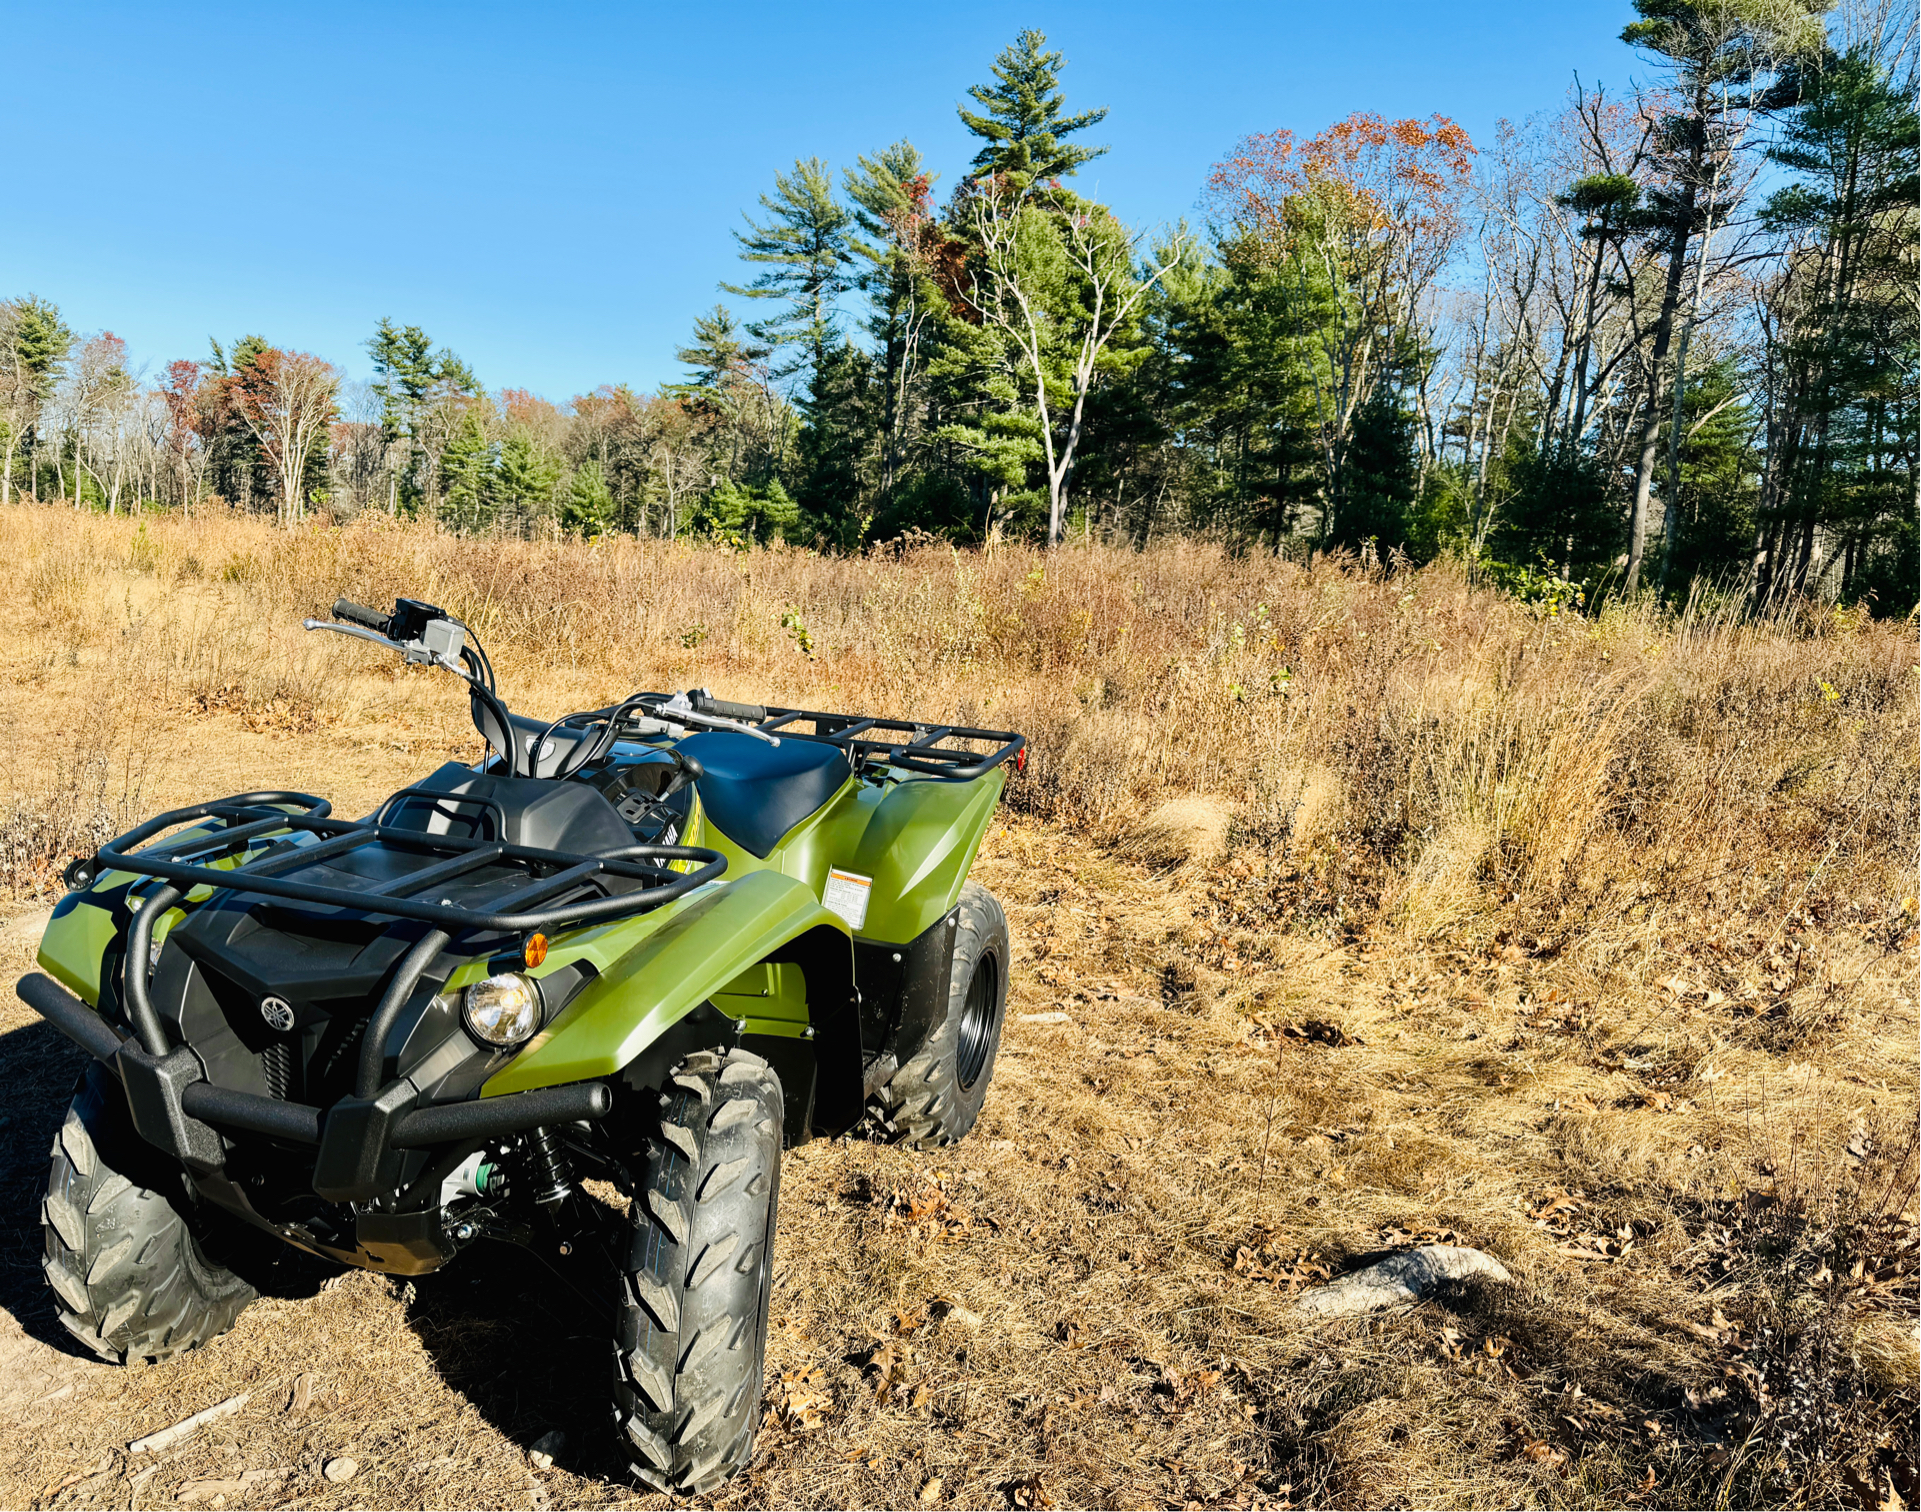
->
[259,996,296,1033]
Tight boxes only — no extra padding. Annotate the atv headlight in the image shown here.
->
[462,972,542,1048]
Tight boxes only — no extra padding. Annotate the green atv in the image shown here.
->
[19,596,1021,1494]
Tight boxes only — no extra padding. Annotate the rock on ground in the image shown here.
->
[1294,1245,1514,1318]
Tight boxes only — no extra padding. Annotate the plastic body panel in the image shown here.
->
[480,869,851,1095]
[847,769,1004,943]
[680,765,1004,946]
[39,824,261,1006]
[37,891,122,1006]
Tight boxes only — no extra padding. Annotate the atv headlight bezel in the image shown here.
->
[461,971,543,1048]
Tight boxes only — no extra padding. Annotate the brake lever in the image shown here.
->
[304,618,402,652]
[303,619,468,676]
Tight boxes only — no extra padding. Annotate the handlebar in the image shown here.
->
[332,598,390,634]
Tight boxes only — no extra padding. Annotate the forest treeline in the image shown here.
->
[1,1,1914,610]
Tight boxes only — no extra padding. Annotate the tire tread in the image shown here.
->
[39,1067,255,1365]
[611,1048,781,1495]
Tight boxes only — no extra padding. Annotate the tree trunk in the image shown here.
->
[1624,170,1700,595]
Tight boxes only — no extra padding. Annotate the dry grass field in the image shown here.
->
[0,504,1913,1510]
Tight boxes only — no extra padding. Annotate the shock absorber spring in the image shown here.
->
[522,1125,574,1213]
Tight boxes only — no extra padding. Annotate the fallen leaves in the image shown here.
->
[1230,1241,1331,1292]
[1680,1307,1742,1345]
[1281,1019,1363,1048]
[1556,1229,1634,1263]
[1231,1015,1363,1050]
[1519,1436,1568,1469]
[884,1178,974,1242]
[771,1366,833,1433]
[1151,1361,1223,1406]
[1437,1326,1527,1381]
[1527,1189,1635,1261]
[858,1337,935,1412]
[1378,1222,1462,1247]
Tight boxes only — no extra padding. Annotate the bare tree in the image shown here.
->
[231,349,340,527]
[960,193,1188,545]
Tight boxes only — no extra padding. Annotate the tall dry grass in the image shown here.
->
[0,503,1915,1508]
[4,503,1912,944]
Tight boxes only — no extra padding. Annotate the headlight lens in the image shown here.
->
[462,972,542,1047]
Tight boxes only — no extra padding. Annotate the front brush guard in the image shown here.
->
[18,972,613,1198]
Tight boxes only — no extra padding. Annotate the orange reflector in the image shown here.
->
[522,933,549,969]
[1015,746,1028,774]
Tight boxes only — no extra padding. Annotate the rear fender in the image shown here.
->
[849,769,1005,944]
[481,870,861,1133]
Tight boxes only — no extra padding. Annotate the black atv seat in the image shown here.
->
[677,731,852,858]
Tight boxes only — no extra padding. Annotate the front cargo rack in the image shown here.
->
[83,790,727,935]
[67,791,728,1119]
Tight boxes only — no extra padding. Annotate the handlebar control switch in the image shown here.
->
[388,598,447,644]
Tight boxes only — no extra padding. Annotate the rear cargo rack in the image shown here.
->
[89,790,726,934]
[629,698,1025,780]
[762,711,1023,779]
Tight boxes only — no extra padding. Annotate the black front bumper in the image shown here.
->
[18,972,610,1193]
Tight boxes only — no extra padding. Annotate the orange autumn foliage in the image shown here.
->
[1205,111,1476,279]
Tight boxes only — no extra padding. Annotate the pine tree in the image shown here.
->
[366,319,479,512]
[1614,0,1828,591]
[560,459,615,536]
[1154,248,1332,541]
[1660,357,1759,586]
[1755,49,1918,604]
[0,295,73,506]
[845,141,939,503]
[723,159,854,398]
[1488,448,1621,582]
[440,408,493,532]
[672,305,779,482]
[794,342,876,547]
[201,336,275,510]
[1327,386,1417,551]
[692,478,802,544]
[958,30,1108,192]
[496,432,562,524]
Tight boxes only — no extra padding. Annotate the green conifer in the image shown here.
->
[958,30,1108,191]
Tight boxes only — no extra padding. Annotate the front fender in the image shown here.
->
[481,869,851,1095]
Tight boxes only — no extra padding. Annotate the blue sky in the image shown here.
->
[5,1,1639,399]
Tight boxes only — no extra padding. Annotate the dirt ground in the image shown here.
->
[0,530,1914,1508]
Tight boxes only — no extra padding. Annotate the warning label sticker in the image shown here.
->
[823,868,872,930]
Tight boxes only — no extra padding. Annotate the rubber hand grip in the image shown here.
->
[332,598,390,633]
[696,695,766,722]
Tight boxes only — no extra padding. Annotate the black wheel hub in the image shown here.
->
[955,952,1000,1091]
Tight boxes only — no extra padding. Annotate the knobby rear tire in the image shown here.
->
[41,1063,257,1364]
[613,1047,782,1496]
